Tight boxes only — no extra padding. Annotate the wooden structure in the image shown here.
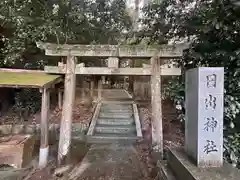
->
[37,42,188,164]
[0,69,62,168]
[0,134,35,168]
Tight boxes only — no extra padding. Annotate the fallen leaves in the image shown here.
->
[135,100,184,179]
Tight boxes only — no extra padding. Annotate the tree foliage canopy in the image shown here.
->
[142,0,240,167]
[0,0,131,67]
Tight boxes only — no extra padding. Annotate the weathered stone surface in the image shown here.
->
[0,167,29,180]
[168,148,240,180]
[44,66,181,76]
[36,42,188,57]
[97,118,134,126]
[87,98,142,144]
[0,134,35,168]
[0,125,12,135]
[54,165,72,177]
[66,144,147,180]
[0,123,87,136]
[107,57,119,68]
[185,67,224,167]
[99,112,133,119]
[159,160,176,180]
[0,123,87,145]
[95,125,136,134]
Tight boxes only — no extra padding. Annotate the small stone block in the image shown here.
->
[0,134,35,168]
[185,67,224,167]
[107,57,119,68]
[12,125,24,134]
[168,148,240,180]
[0,125,12,135]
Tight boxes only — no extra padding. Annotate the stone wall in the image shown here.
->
[0,123,88,144]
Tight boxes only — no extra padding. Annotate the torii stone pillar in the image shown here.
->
[151,57,163,158]
[58,56,77,165]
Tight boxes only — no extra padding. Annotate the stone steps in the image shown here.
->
[97,118,135,126]
[95,124,136,134]
[98,113,133,119]
[99,109,132,113]
[87,101,142,144]
[87,133,138,144]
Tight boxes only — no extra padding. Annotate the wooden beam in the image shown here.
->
[44,66,181,76]
[151,57,163,159]
[39,88,50,168]
[0,68,43,73]
[58,89,63,109]
[58,56,77,165]
[42,76,63,89]
[37,42,188,57]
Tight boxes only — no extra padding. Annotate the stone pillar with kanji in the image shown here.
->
[185,67,224,167]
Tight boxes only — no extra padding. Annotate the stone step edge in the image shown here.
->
[86,135,139,140]
[95,125,136,129]
[158,160,176,180]
[96,120,134,125]
[95,128,136,134]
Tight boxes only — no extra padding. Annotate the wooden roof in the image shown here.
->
[36,42,189,58]
[0,69,62,88]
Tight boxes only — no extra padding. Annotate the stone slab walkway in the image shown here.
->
[65,143,149,180]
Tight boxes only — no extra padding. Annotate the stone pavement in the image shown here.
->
[66,143,150,180]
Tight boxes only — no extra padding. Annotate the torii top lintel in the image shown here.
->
[36,42,189,58]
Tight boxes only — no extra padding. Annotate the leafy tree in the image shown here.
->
[143,0,240,167]
[0,0,131,68]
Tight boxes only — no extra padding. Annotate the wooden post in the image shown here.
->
[39,88,50,168]
[151,57,163,159]
[140,79,145,100]
[90,80,94,97]
[80,76,85,98]
[123,76,127,90]
[98,77,102,100]
[102,76,106,84]
[58,89,62,109]
[132,59,136,98]
[58,56,76,165]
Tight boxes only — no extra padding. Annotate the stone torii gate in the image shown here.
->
[36,42,188,165]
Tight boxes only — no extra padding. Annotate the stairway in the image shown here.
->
[87,101,142,143]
